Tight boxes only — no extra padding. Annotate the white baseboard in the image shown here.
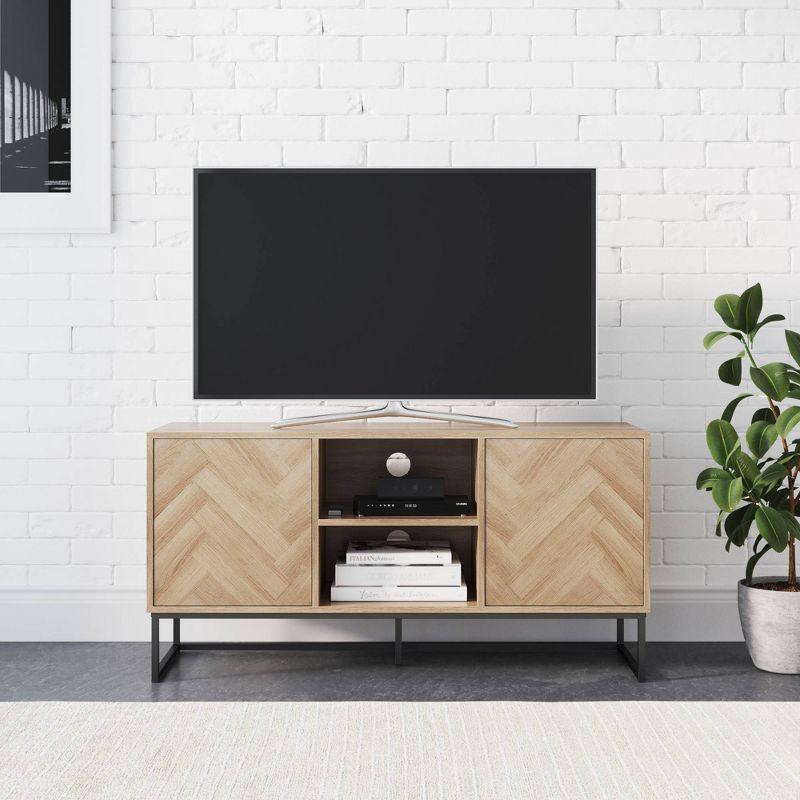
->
[0,589,743,642]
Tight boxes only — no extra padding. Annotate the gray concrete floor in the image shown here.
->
[0,642,797,701]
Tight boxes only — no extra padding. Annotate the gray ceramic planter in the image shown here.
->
[738,577,800,674]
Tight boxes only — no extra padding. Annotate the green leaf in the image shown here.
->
[722,393,753,423]
[731,451,760,491]
[725,505,756,548]
[782,510,800,539]
[696,467,731,491]
[755,506,789,552]
[776,407,800,439]
[712,476,744,512]
[753,313,786,337]
[750,363,790,401]
[774,490,795,506]
[718,357,742,386]
[746,421,778,458]
[751,407,778,424]
[706,419,741,467]
[736,283,762,335]
[765,487,790,510]
[786,390,800,401]
[702,330,743,350]
[714,294,740,329]
[787,330,800,369]
[703,331,731,350]
[780,362,800,376]
[746,542,771,586]
[752,462,788,494]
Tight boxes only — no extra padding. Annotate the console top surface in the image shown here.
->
[150,422,648,439]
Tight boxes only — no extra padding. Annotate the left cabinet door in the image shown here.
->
[152,438,312,607]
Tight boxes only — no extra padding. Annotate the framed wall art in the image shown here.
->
[0,0,110,232]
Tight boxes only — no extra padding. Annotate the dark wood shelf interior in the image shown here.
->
[318,437,479,518]
[318,525,478,605]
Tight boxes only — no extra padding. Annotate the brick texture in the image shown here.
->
[1,1,796,599]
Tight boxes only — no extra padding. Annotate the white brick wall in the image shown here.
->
[2,0,798,640]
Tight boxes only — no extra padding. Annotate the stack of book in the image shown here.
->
[330,538,467,602]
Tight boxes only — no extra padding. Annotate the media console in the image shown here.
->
[148,422,650,682]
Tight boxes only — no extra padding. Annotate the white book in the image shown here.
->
[330,581,467,603]
[335,557,462,587]
[345,539,452,565]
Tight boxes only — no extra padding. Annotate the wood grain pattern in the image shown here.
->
[485,438,645,608]
[147,424,649,615]
[152,422,646,439]
[475,436,486,606]
[147,601,646,615]
[146,433,154,613]
[152,438,312,607]
[311,438,321,607]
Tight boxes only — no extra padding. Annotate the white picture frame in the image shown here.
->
[0,0,110,233]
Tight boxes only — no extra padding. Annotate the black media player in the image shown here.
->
[353,495,476,517]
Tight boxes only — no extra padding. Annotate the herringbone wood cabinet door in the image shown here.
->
[486,439,645,607]
[153,438,312,607]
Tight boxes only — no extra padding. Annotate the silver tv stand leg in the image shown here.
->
[272,400,518,429]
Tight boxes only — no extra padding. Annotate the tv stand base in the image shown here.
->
[272,400,517,429]
[150,613,647,683]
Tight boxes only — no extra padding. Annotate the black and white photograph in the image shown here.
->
[0,0,70,193]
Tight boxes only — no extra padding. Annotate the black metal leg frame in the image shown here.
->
[151,612,647,683]
[151,616,181,683]
[617,616,646,682]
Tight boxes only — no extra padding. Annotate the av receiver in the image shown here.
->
[353,495,475,517]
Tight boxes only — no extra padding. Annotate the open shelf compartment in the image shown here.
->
[318,437,479,519]
[318,525,478,608]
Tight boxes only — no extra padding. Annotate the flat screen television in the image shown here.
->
[194,168,596,402]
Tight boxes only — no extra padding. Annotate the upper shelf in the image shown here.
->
[150,422,649,439]
[318,515,480,527]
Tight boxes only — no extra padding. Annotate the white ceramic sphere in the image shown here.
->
[386,452,411,477]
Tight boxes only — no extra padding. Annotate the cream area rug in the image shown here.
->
[0,702,797,799]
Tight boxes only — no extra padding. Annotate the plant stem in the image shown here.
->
[770,397,798,587]
[741,338,758,370]
[743,333,797,586]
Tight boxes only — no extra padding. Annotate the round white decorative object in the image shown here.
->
[386,452,411,477]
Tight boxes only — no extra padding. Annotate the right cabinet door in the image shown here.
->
[486,438,645,607]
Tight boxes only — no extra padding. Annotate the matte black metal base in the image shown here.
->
[616,616,646,682]
[150,613,647,683]
[151,617,181,683]
[395,618,402,667]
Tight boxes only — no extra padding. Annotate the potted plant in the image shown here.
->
[699,283,800,674]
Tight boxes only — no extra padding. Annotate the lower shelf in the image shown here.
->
[317,597,479,613]
[319,525,479,610]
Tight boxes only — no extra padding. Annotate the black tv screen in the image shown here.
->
[194,169,596,400]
